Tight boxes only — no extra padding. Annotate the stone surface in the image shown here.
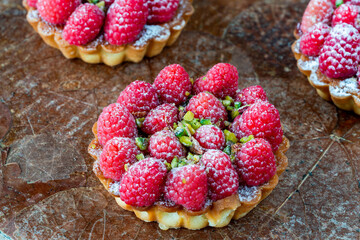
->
[0,0,359,239]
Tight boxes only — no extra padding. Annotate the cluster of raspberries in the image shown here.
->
[27,0,179,46]
[95,63,284,211]
[299,0,360,80]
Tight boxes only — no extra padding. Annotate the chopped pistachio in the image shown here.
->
[200,119,212,125]
[193,155,201,163]
[182,178,186,184]
[178,161,187,167]
[185,91,191,96]
[185,123,195,135]
[187,152,194,160]
[136,153,145,161]
[225,96,234,103]
[190,78,194,84]
[336,0,343,7]
[183,111,194,122]
[222,100,231,107]
[226,106,234,112]
[173,122,178,129]
[240,135,254,143]
[230,154,236,163]
[224,121,231,127]
[136,118,145,128]
[175,126,186,137]
[234,101,242,109]
[96,1,105,10]
[135,137,148,151]
[171,157,179,169]
[189,119,201,130]
[223,145,232,155]
[124,163,130,172]
[224,130,238,143]
[165,162,172,171]
[179,136,193,147]
[231,109,240,119]
[179,106,185,112]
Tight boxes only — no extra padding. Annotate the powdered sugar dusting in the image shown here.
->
[238,185,260,202]
[133,25,168,47]
[330,78,360,97]
[109,181,121,196]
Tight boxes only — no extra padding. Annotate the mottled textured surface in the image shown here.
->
[0,0,359,239]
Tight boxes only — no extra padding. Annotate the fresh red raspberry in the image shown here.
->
[147,0,179,24]
[299,23,330,56]
[97,103,138,146]
[164,164,208,211]
[319,23,360,79]
[104,0,148,45]
[301,0,334,33]
[194,125,225,150]
[236,85,268,106]
[63,4,105,46]
[117,80,159,118]
[119,158,167,207]
[99,137,140,181]
[195,63,239,99]
[37,0,81,25]
[201,150,239,201]
[235,138,276,186]
[231,101,283,152]
[332,4,359,28]
[142,103,179,135]
[105,0,115,7]
[192,76,204,95]
[149,130,185,163]
[27,0,38,8]
[185,92,228,128]
[153,64,192,105]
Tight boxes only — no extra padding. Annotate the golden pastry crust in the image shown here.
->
[292,31,360,115]
[23,0,194,66]
[88,122,290,230]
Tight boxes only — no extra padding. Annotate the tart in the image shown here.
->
[23,0,194,66]
[292,0,360,114]
[88,63,290,230]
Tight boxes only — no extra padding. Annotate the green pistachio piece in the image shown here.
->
[184,111,195,122]
[136,118,145,128]
[200,119,212,125]
[136,153,145,161]
[231,109,240,119]
[234,101,242,109]
[224,130,238,143]
[179,136,193,147]
[240,135,255,143]
[223,145,232,155]
[135,137,148,151]
[175,127,186,137]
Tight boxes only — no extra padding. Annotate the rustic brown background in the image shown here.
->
[1,0,359,239]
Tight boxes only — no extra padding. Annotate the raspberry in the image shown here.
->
[99,137,140,181]
[301,0,334,33]
[332,4,359,28]
[164,164,208,211]
[235,138,276,186]
[37,0,81,25]
[153,64,192,105]
[192,76,204,95]
[185,92,228,128]
[147,0,179,24]
[149,130,185,163]
[97,103,138,146]
[104,0,148,45]
[63,4,105,46]
[195,63,239,99]
[105,0,115,7]
[299,23,330,57]
[142,103,179,135]
[231,101,283,152]
[27,0,38,8]
[117,80,159,118]
[119,158,167,207]
[194,125,225,150]
[319,23,360,79]
[236,85,268,106]
[201,150,239,201]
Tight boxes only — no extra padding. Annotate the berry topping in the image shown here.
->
[149,130,185,163]
[37,0,81,25]
[97,103,138,146]
[231,101,283,152]
[27,0,38,8]
[142,103,179,135]
[194,63,239,99]
[153,64,192,105]
[319,23,360,79]
[299,23,330,57]
[99,137,140,181]
[105,0,115,7]
[147,0,180,24]
[301,0,334,33]
[236,85,268,106]
[201,150,239,201]
[119,158,167,207]
[193,125,225,150]
[164,164,208,211]
[117,80,159,118]
[63,3,105,46]
[332,3,359,28]
[235,138,276,186]
[185,92,228,128]
[104,0,148,45]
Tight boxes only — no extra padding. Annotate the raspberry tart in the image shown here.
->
[88,63,290,230]
[292,0,360,114]
[23,0,194,66]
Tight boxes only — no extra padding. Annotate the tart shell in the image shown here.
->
[23,0,194,66]
[292,31,360,115]
[88,122,290,230]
